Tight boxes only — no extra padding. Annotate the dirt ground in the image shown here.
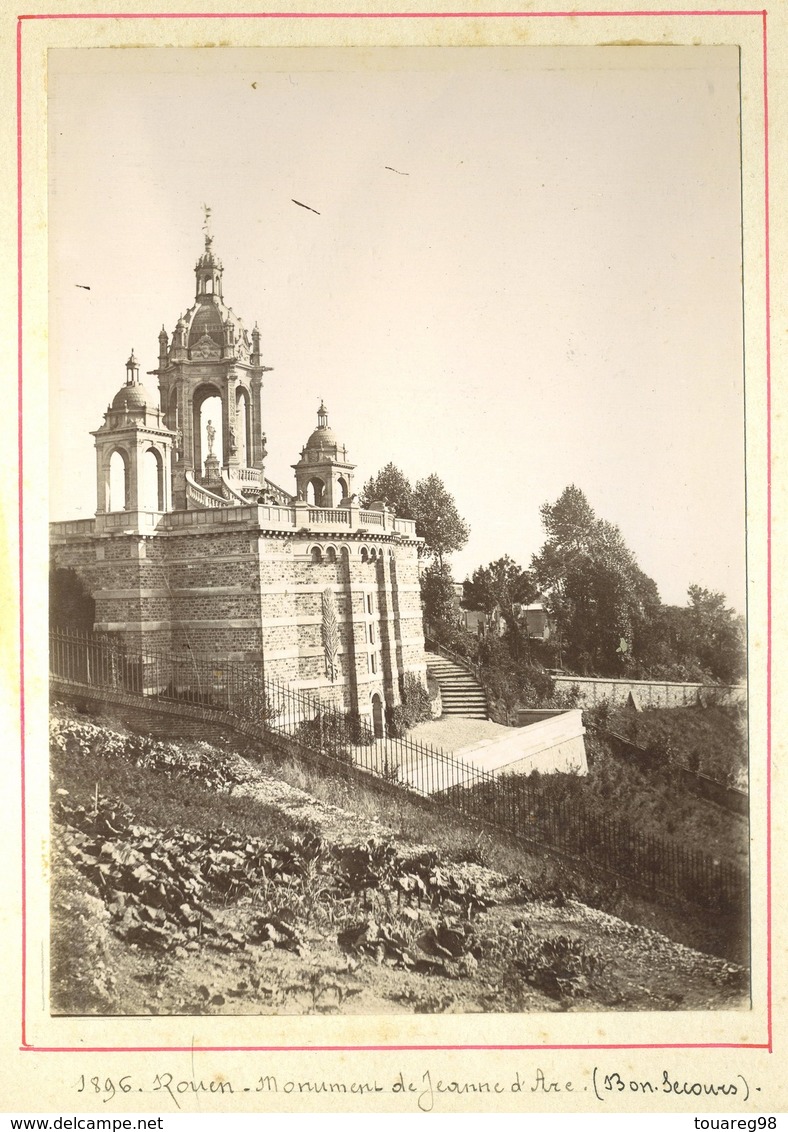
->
[49,708,748,1018]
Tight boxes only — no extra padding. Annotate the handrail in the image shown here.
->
[220,470,251,505]
[425,636,484,684]
[233,467,263,484]
[185,472,232,509]
[264,478,295,505]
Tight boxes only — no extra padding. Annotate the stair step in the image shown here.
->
[427,654,489,720]
[439,706,489,715]
[440,691,486,699]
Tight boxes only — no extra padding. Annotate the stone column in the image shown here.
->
[376,552,400,705]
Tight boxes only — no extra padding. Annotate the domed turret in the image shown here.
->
[304,402,342,454]
[110,349,159,414]
[92,351,175,519]
[293,402,355,507]
[111,381,157,411]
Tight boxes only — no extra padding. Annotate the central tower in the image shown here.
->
[152,221,271,509]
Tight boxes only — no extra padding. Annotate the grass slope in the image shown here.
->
[49,701,748,1016]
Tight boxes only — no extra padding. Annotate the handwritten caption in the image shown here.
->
[75,1067,759,1111]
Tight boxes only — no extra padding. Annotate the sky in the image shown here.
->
[47,45,746,609]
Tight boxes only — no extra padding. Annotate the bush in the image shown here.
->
[474,634,556,717]
[388,673,433,736]
[294,710,373,762]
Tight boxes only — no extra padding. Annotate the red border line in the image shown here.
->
[17,8,767,17]
[24,1043,773,1054]
[762,6,773,1056]
[17,14,27,1054]
[20,8,771,1055]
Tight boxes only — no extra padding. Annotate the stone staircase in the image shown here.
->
[425,651,488,720]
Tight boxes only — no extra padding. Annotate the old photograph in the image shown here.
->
[46,44,749,1020]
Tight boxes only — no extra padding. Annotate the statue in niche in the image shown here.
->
[260,432,268,461]
[206,420,216,456]
[228,421,237,455]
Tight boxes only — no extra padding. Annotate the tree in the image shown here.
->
[50,566,95,631]
[412,473,470,567]
[681,586,745,684]
[361,465,470,566]
[464,556,541,661]
[464,555,536,612]
[359,463,414,519]
[531,486,661,675]
[420,560,459,638]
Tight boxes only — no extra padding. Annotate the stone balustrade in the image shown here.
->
[308,507,352,526]
[51,500,421,542]
[231,467,262,484]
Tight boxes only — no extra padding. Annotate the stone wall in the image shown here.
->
[552,675,746,710]
[50,508,427,726]
[458,709,588,778]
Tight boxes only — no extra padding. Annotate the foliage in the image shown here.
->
[50,715,248,793]
[53,793,338,954]
[607,703,748,789]
[462,556,540,662]
[474,632,556,719]
[511,933,605,1000]
[359,462,415,519]
[531,486,660,676]
[362,465,469,566]
[50,567,95,631]
[463,555,538,616]
[402,672,432,725]
[412,473,470,566]
[420,560,459,636]
[529,485,745,683]
[295,710,374,760]
[676,587,745,684]
[386,673,433,737]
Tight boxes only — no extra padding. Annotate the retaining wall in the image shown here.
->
[553,675,746,710]
[457,709,587,778]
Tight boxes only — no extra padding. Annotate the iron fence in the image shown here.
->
[49,628,747,913]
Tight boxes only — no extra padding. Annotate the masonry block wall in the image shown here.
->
[551,675,747,709]
[51,508,428,726]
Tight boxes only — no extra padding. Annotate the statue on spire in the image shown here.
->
[202,203,213,252]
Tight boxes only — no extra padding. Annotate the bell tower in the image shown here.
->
[152,210,272,510]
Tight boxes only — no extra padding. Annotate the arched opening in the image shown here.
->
[360,547,369,563]
[307,477,325,506]
[142,447,163,511]
[235,386,251,466]
[337,476,349,501]
[108,449,128,512]
[192,384,223,475]
[325,545,337,564]
[310,545,323,564]
[371,693,384,739]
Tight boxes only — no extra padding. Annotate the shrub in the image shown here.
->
[388,673,433,736]
[293,710,372,762]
